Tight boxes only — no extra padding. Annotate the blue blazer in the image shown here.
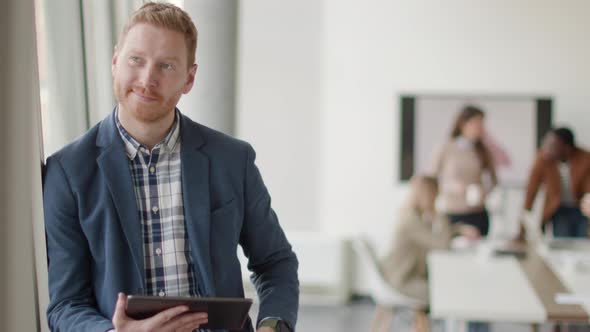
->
[43,112,299,332]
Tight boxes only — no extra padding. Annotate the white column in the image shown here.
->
[178,0,238,134]
[0,0,47,331]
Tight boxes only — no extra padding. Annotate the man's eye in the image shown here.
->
[129,56,141,64]
[160,63,173,70]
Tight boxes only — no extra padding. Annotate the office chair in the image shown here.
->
[353,237,429,332]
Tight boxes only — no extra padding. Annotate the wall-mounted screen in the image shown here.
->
[400,94,552,187]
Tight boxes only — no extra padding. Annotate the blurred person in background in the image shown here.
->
[380,175,480,332]
[517,127,590,240]
[432,105,498,238]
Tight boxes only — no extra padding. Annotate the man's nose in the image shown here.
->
[139,65,158,88]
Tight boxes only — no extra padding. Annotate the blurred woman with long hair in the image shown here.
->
[432,105,497,237]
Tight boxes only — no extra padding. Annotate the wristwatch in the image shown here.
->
[258,318,291,332]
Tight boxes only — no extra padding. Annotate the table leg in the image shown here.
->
[445,319,467,332]
[459,320,467,332]
[445,319,455,332]
[370,305,393,332]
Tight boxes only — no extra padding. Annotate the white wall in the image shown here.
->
[237,0,323,231]
[180,0,238,134]
[237,0,590,293]
[319,0,590,253]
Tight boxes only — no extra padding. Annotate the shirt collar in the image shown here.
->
[114,107,181,160]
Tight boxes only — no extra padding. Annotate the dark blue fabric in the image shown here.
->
[551,206,589,238]
[467,321,490,332]
[44,111,299,332]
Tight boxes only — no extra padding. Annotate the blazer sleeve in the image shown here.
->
[239,144,299,330]
[523,153,544,211]
[581,152,590,194]
[44,156,114,332]
[583,172,590,194]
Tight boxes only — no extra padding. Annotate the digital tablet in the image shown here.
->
[126,295,253,330]
[493,248,527,258]
[492,242,527,259]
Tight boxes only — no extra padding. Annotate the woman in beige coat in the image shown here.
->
[380,176,479,303]
[432,106,498,237]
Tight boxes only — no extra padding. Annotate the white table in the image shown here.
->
[539,239,590,317]
[428,250,546,323]
[428,240,590,326]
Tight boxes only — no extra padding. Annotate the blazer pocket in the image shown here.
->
[210,197,240,244]
[210,197,237,219]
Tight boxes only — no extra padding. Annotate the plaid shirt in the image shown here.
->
[115,109,199,298]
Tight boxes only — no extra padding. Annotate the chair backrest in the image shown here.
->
[352,237,388,290]
[353,236,426,308]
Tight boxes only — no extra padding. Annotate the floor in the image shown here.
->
[250,300,590,332]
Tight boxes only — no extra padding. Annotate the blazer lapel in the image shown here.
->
[96,114,145,288]
[180,115,216,296]
[569,148,583,196]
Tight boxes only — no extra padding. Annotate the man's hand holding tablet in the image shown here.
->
[114,293,253,331]
[111,293,208,332]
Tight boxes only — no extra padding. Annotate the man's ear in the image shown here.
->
[111,45,119,76]
[183,63,198,94]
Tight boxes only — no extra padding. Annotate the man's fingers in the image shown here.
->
[175,320,207,332]
[175,318,208,332]
[112,293,128,323]
[175,317,209,332]
[164,312,208,331]
[148,305,190,327]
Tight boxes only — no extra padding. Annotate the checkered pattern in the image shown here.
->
[114,109,200,300]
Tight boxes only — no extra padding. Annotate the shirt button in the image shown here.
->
[159,291,165,297]
[149,166,155,174]
[155,248,162,255]
[152,206,159,213]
